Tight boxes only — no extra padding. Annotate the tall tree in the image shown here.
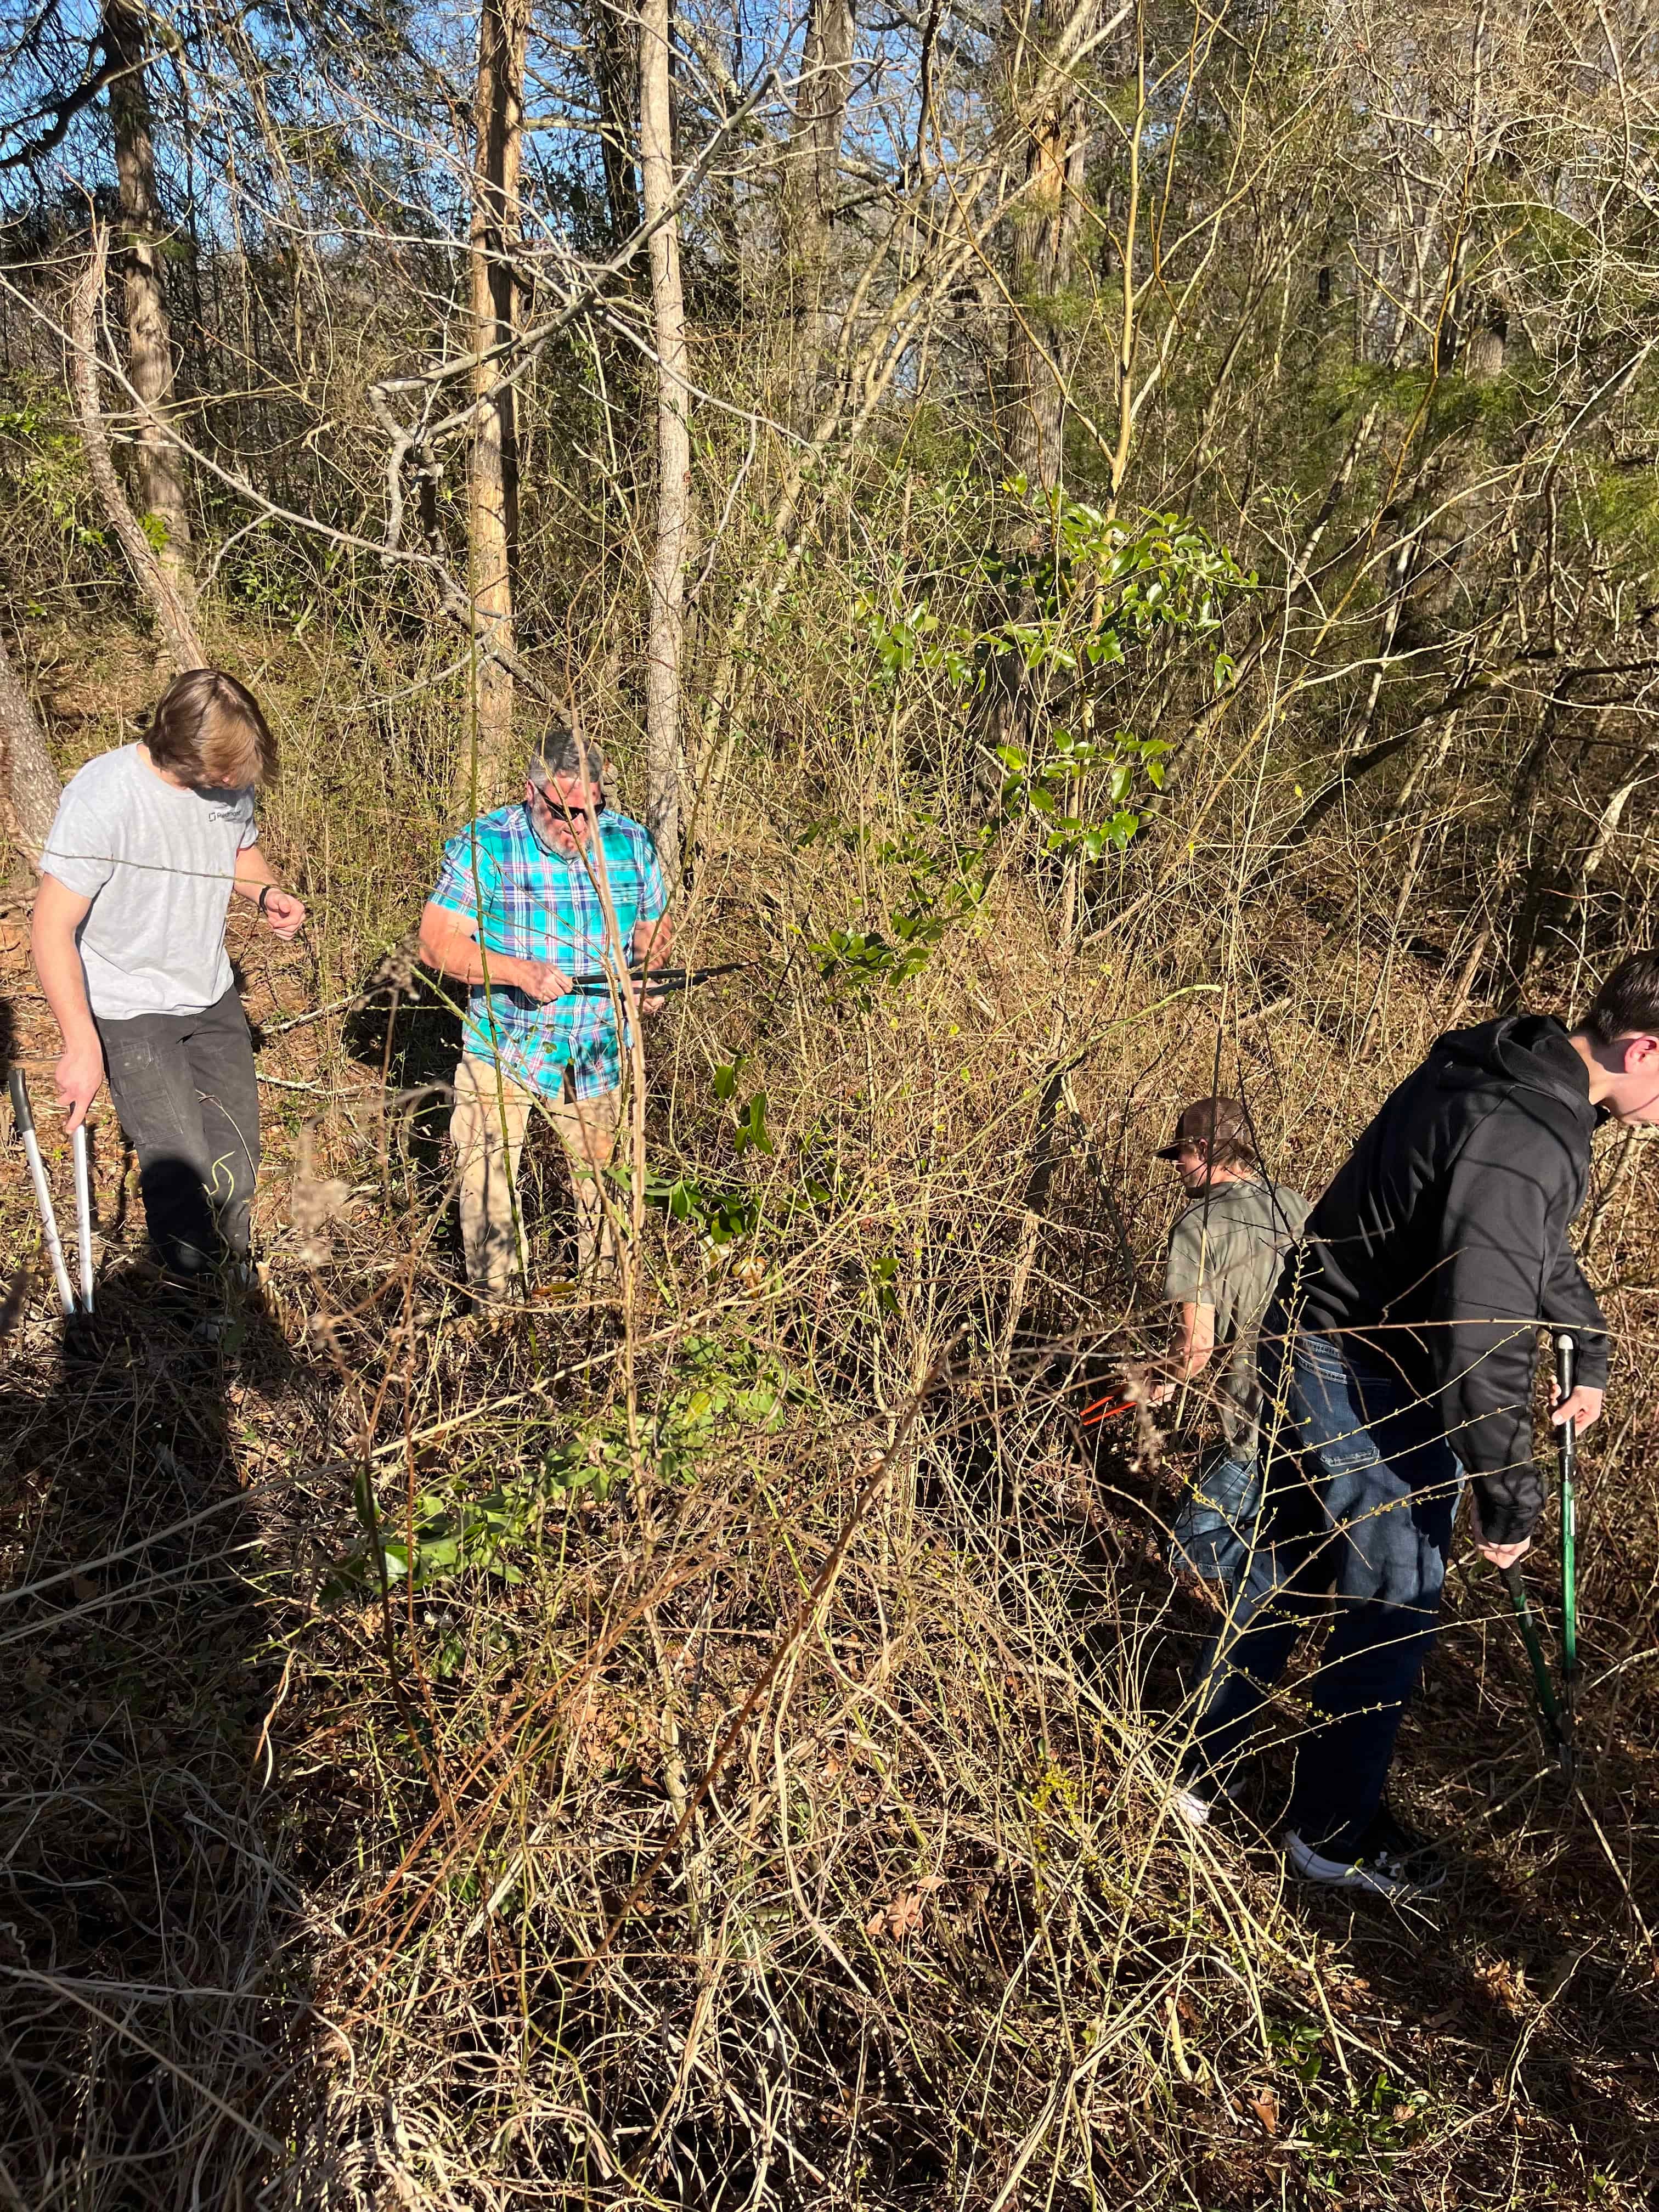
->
[1000,0,1093,495]
[640,0,691,877]
[463,0,529,800]
[586,0,641,244]
[71,227,206,674]
[0,634,61,865]
[785,0,855,424]
[102,0,194,597]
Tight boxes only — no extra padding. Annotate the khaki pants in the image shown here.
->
[450,1056,624,1300]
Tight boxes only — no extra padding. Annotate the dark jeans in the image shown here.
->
[98,987,261,1277]
[1186,1319,1462,1848]
[1168,1446,1262,1589]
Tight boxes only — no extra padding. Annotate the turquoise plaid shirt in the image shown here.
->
[429,803,668,1099]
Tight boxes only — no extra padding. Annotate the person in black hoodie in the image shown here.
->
[1173,955,1659,1895]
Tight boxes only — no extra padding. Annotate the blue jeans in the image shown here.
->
[1168,1447,1262,1589]
[1186,1322,1462,1848]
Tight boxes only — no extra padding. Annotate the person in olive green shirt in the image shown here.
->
[1148,1097,1311,1583]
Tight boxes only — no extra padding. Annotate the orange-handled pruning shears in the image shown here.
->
[1079,1393,1135,1429]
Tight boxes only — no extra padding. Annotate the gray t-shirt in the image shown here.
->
[1164,1176,1312,1454]
[41,746,257,1020]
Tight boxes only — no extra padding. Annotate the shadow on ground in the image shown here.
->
[0,1259,315,2203]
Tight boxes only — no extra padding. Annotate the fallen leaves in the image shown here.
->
[1245,2086,1279,2136]
[1473,1958,1526,2013]
[865,1876,944,1942]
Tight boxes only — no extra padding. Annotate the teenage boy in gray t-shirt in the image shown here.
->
[1149,1096,1311,1583]
[31,669,305,1279]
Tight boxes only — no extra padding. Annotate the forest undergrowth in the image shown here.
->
[3,607,1659,2211]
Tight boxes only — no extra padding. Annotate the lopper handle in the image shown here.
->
[1554,1329,1579,1781]
[72,1123,94,1313]
[8,1066,33,1135]
[1501,1559,1563,1743]
[1080,1393,1135,1429]
[1554,1331,1577,1472]
[9,1067,77,1315]
[568,963,752,996]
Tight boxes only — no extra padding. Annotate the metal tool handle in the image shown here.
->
[72,1124,94,1313]
[1555,1330,1579,1778]
[570,968,686,996]
[9,1070,77,1316]
[568,963,749,997]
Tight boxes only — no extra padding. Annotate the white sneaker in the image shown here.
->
[1172,1786,1217,1829]
[1283,1807,1447,1897]
[1169,1769,1242,1830]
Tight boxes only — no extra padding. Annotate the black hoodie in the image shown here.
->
[1285,1015,1610,1545]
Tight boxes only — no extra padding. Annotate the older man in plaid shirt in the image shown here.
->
[419,732,670,1302]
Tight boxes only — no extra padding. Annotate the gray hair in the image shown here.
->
[528,728,608,793]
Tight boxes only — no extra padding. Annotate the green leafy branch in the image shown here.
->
[326,1339,806,1595]
[996,725,1171,857]
[860,490,1255,701]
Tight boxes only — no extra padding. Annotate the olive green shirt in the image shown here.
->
[1164,1177,1312,1455]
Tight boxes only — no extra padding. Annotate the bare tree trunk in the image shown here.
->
[72,228,207,674]
[1462,297,1508,385]
[1346,515,1426,754]
[462,0,529,805]
[786,0,855,425]
[586,0,641,244]
[997,0,1102,495]
[640,0,692,878]
[103,0,194,599]
[0,633,60,866]
[982,0,1094,752]
[1002,108,1085,495]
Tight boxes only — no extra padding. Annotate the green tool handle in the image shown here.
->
[1501,1560,1562,1746]
[1555,1330,1579,1775]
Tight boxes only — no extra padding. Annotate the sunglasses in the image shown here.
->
[529,787,597,826]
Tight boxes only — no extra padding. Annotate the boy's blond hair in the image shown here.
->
[144,669,277,788]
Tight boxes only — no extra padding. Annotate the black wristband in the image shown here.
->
[258,884,274,916]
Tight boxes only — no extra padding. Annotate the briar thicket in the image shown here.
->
[2,0,1659,2204]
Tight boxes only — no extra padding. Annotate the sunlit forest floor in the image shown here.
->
[4,626,1659,2209]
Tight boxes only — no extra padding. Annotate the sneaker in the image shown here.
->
[1169,1765,1242,1831]
[1283,1805,1447,1897]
